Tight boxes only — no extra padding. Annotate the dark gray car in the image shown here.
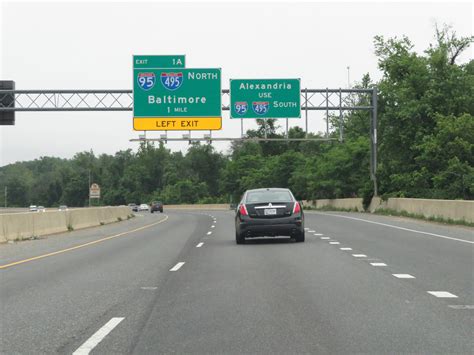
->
[235,188,305,244]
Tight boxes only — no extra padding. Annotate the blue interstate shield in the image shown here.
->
[234,101,248,115]
[161,72,183,91]
[252,101,269,115]
[137,72,156,91]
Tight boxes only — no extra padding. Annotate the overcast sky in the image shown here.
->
[0,1,472,166]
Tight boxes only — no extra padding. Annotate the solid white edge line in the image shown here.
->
[196,242,204,248]
[427,291,458,298]
[170,262,185,271]
[311,212,473,244]
[73,317,124,355]
[392,274,415,279]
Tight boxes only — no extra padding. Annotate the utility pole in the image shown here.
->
[347,66,351,88]
[88,169,91,207]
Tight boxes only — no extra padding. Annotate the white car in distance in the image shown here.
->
[139,203,149,211]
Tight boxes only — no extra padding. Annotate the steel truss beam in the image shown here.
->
[0,89,373,112]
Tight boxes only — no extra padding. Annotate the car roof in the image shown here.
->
[245,188,291,193]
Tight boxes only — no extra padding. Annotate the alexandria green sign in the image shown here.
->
[230,79,301,119]
[133,68,221,118]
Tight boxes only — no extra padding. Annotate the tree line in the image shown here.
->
[1,26,472,207]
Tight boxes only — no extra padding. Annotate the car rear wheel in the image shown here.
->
[295,231,305,243]
[235,230,245,244]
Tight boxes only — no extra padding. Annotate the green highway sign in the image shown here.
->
[133,55,185,69]
[133,68,221,130]
[230,79,301,118]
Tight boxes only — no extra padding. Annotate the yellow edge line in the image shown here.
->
[0,215,169,270]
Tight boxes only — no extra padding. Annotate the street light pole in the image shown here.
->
[88,169,91,207]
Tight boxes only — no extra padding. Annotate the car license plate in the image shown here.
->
[264,208,277,215]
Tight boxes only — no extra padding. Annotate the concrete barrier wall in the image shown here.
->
[302,198,364,212]
[0,206,131,242]
[304,197,473,223]
[370,197,474,223]
[165,204,230,210]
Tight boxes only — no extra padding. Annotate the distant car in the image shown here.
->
[128,203,139,212]
[235,188,305,244]
[58,205,68,211]
[139,203,149,211]
[150,201,164,213]
[37,206,46,212]
[29,205,38,212]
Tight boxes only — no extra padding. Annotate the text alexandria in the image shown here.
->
[239,82,292,90]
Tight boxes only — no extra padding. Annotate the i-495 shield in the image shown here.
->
[161,72,183,91]
[252,101,269,115]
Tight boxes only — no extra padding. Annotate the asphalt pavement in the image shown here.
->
[1,210,472,354]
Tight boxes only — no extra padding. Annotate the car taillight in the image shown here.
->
[239,204,248,216]
[292,202,301,214]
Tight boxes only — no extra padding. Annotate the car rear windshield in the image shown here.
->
[245,190,293,203]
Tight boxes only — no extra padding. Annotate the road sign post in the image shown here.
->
[230,79,301,119]
[89,183,100,199]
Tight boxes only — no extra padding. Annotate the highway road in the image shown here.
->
[1,210,473,354]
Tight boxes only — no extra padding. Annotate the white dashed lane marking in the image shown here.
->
[314,233,323,236]
[427,291,458,298]
[321,237,330,240]
[73,317,124,355]
[211,225,215,228]
[207,231,212,235]
[313,213,473,244]
[370,262,387,266]
[196,242,204,248]
[329,241,340,245]
[170,262,185,271]
[140,286,158,290]
[393,274,415,279]
[340,247,352,250]
[448,305,474,309]
[308,230,315,233]
[352,254,367,258]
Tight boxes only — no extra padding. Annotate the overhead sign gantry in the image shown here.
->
[0,56,379,195]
